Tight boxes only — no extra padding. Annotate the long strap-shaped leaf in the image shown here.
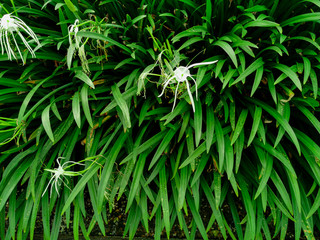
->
[149,126,178,170]
[247,97,301,155]
[17,65,64,124]
[281,12,320,26]
[186,191,209,240]
[77,31,131,54]
[200,177,227,239]
[111,84,131,129]
[159,166,170,239]
[232,57,264,86]
[213,40,238,67]
[273,64,302,91]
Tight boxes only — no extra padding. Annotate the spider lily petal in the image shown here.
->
[188,60,219,69]
[185,80,196,112]
[158,76,175,97]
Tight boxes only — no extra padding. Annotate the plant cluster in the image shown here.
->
[1,0,320,239]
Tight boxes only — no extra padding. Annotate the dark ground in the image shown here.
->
[7,192,320,239]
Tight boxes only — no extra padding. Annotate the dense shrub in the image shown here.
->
[1,0,320,239]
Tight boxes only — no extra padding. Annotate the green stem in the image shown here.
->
[0,3,10,14]
[9,0,17,16]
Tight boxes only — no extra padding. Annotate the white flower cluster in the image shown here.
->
[158,61,218,112]
[0,14,40,64]
[139,51,218,112]
[42,157,85,198]
[67,19,90,73]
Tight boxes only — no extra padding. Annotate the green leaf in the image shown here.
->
[228,194,244,240]
[8,189,16,240]
[75,71,95,89]
[238,174,255,240]
[18,66,63,123]
[64,0,78,12]
[61,163,101,215]
[0,158,32,211]
[245,5,269,12]
[231,109,248,145]
[114,58,135,70]
[244,20,280,28]
[267,188,294,221]
[232,58,264,86]
[172,26,206,43]
[235,129,244,173]
[179,141,206,169]
[101,86,137,114]
[254,140,296,177]
[224,135,234,179]
[296,129,320,176]
[161,100,188,125]
[230,101,236,131]
[213,171,221,209]
[215,115,225,171]
[270,170,293,214]
[288,36,320,51]
[178,166,190,211]
[213,40,238,67]
[306,189,320,219]
[159,166,170,239]
[178,111,190,142]
[296,105,320,135]
[41,105,54,142]
[247,98,301,155]
[73,200,80,240]
[251,65,264,96]
[194,100,202,147]
[145,156,166,185]
[206,105,215,153]
[247,106,262,147]
[126,153,147,213]
[111,84,131,130]
[149,127,177,170]
[273,64,302,91]
[80,85,93,128]
[41,193,50,239]
[310,69,318,99]
[186,192,209,240]
[67,45,75,70]
[190,154,210,187]
[201,177,227,239]
[281,13,320,26]
[97,133,128,212]
[120,130,167,165]
[77,31,131,54]
[267,73,277,104]
[72,92,81,128]
[178,37,204,51]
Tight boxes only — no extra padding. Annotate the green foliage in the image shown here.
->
[1,0,320,239]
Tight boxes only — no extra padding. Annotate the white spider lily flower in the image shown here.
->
[68,19,81,49]
[42,157,85,198]
[67,19,90,74]
[0,14,40,64]
[158,60,218,112]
